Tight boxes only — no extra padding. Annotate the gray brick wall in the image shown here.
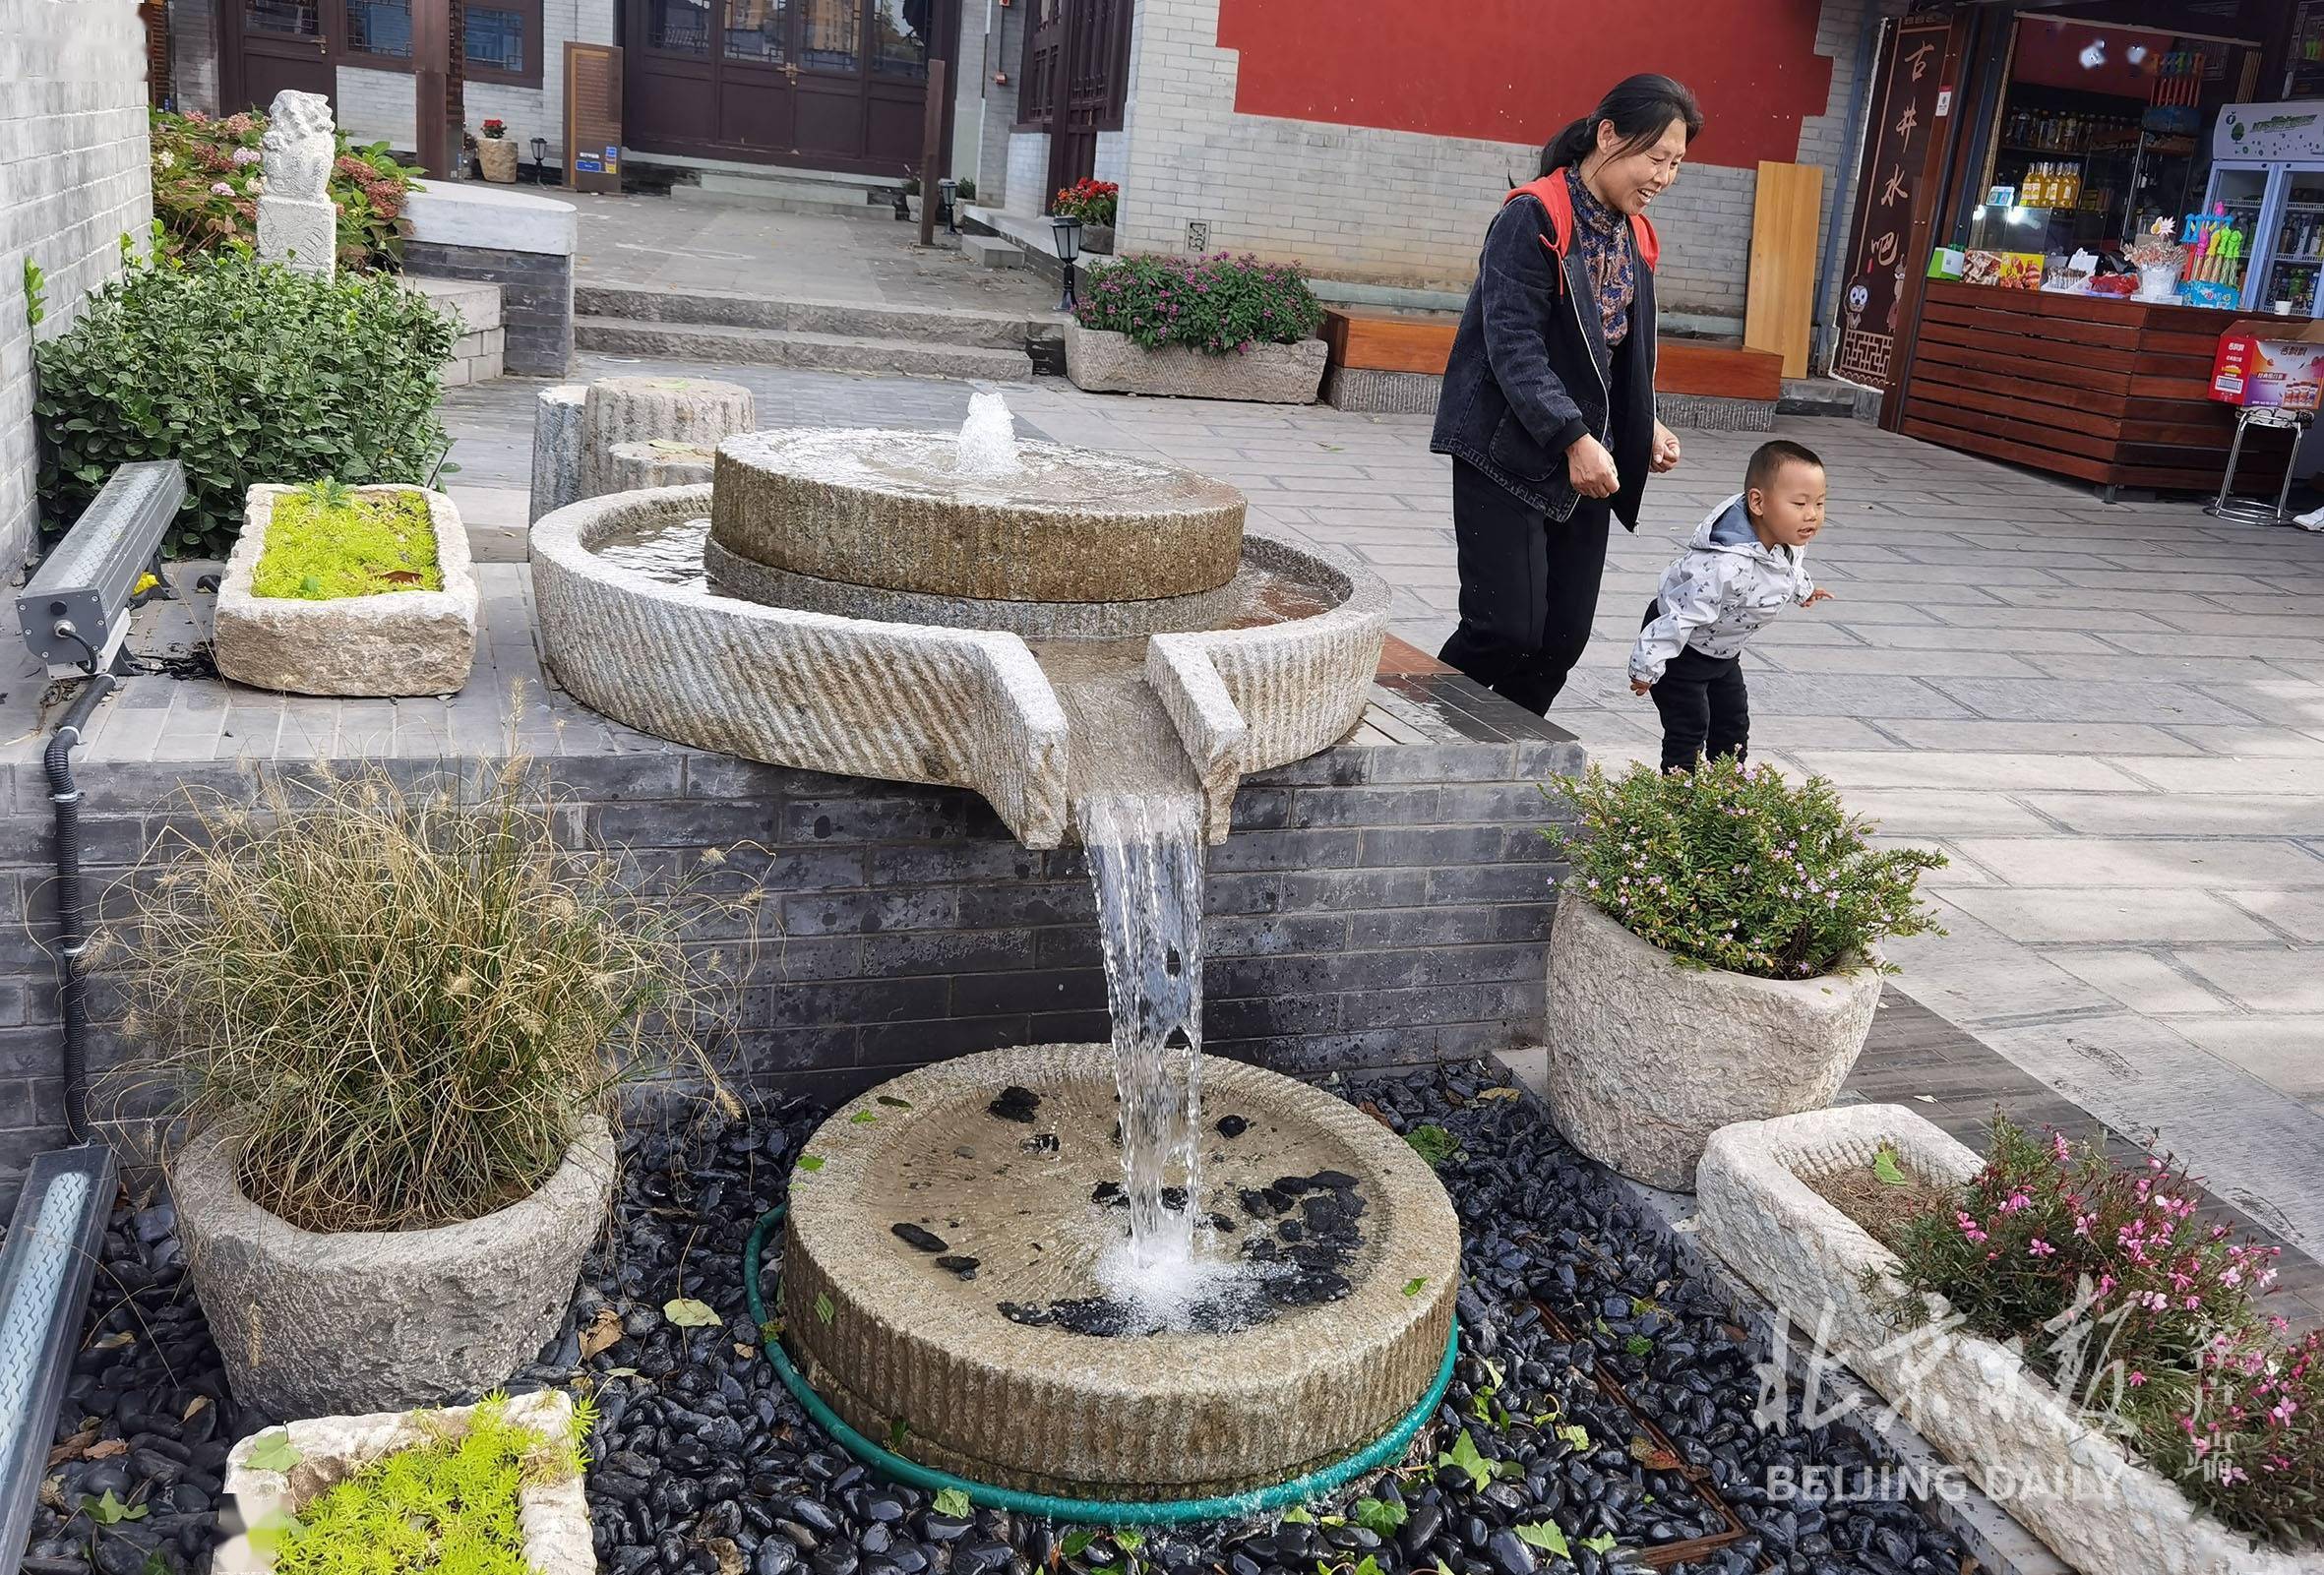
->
[402,240,573,375]
[1111,0,1879,318]
[165,0,218,114]
[0,730,1581,1206]
[0,0,153,572]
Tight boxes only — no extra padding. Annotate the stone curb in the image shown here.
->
[1065,323,1329,404]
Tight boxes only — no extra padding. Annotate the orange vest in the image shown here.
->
[1504,173,1661,291]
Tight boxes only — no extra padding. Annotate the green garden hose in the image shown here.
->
[742,1206,1458,1527]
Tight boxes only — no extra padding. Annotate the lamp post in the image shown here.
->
[1051,213,1083,314]
[938,177,957,235]
[530,136,549,183]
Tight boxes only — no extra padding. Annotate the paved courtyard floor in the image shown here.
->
[445,352,2324,1253]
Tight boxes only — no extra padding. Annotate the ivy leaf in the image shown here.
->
[1872,1144,1910,1186]
[1436,1428,1493,1492]
[798,1154,826,1173]
[1556,1424,1591,1454]
[932,1487,972,1518]
[850,1110,880,1125]
[84,1489,148,1525]
[1513,1522,1568,1558]
[1402,1277,1427,1297]
[1581,1533,1618,1555]
[664,1298,721,1328]
[1405,1124,1457,1167]
[245,1429,301,1473]
[1351,1497,1407,1536]
[1059,1529,1098,1560]
[887,1419,909,1451]
[1350,1558,1381,1575]
[1277,1506,1315,1526]
[1112,1529,1143,1551]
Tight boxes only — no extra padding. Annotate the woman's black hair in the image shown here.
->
[1540,74,1704,177]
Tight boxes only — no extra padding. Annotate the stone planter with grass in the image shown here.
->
[214,482,477,697]
[1694,1105,2315,1575]
[1066,253,1329,403]
[215,1389,593,1575]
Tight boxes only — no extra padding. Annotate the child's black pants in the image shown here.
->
[1641,599,1749,773]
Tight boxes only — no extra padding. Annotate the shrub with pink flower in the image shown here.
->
[1885,1117,2324,1550]
[1074,252,1322,357]
[149,106,418,270]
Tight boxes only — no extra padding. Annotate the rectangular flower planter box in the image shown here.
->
[214,1389,593,1575]
[1064,321,1327,404]
[215,484,478,697]
[1694,1104,2318,1575]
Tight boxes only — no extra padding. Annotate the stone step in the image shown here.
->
[572,315,1034,381]
[960,234,1022,271]
[575,285,1035,350]
[670,169,887,215]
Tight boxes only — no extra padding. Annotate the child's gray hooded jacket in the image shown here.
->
[1627,493,1815,687]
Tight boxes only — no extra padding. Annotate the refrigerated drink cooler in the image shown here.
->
[2203,100,2324,316]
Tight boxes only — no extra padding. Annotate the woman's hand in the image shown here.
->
[1650,419,1682,473]
[1565,434,1620,499]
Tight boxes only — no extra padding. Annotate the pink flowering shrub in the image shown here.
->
[1075,253,1323,356]
[1886,1118,2324,1549]
[151,107,418,272]
[1544,756,1942,978]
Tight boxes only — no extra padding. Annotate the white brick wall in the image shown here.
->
[331,0,615,160]
[1005,129,1048,216]
[1,0,153,571]
[1116,0,1877,318]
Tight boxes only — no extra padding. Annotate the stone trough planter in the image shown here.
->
[175,1116,615,1420]
[214,1389,592,1575]
[1545,893,1881,1189]
[1064,321,1327,403]
[214,484,478,697]
[1695,1104,2317,1575]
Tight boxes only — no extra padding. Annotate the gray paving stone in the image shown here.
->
[2171,948,2324,1013]
[2045,949,2230,1015]
[2220,889,2324,942]
[1874,719,2202,757]
[2017,792,2324,838]
[1941,885,2282,943]
[1790,750,2146,792]
[1839,788,2055,836]
[1927,678,2265,726]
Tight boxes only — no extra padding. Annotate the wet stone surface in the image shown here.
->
[27,1064,1969,1575]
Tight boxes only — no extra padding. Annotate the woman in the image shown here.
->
[1432,74,1702,714]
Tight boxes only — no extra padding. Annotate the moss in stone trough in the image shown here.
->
[265,1392,591,1575]
[254,481,442,600]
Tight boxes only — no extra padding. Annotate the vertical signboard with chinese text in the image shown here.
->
[1836,19,1953,391]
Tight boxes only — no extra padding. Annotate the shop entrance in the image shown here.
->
[624,0,955,176]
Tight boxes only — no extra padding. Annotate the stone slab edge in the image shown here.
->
[532,386,588,523]
[405,179,579,256]
[214,484,478,698]
[214,1389,591,1575]
[530,485,1072,847]
[1692,1103,2315,1575]
[1149,533,1389,843]
[1064,322,1329,404]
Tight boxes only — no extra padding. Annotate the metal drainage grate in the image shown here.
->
[0,1146,118,1571]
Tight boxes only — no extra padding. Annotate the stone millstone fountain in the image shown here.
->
[532,394,1457,1501]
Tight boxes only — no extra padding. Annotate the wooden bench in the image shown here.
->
[1321,308,1785,400]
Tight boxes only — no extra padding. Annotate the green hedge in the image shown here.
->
[1074,253,1323,355]
[35,250,456,559]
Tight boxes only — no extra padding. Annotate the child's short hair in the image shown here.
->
[1745,439,1824,497]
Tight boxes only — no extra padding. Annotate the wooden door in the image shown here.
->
[626,0,949,173]
[224,0,336,113]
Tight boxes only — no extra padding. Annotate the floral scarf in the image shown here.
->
[1565,167,1635,348]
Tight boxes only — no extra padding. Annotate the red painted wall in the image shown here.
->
[1214,0,1835,170]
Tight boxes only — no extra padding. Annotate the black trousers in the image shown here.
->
[1641,599,1749,772]
[1437,458,1614,715]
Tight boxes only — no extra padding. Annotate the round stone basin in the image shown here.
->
[709,430,1246,604]
[779,1046,1461,1498]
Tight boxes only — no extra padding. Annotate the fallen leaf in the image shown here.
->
[733,1342,756,1359]
[246,1430,301,1474]
[580,1306,624,1360]
[380,570,425,585]
[1476,1087,1521,1103]
[1625,1435,1680,1471]
[86,1439,129,1461]
[708,1538,745,1575]
[182,1396,211,1423]
[797,1154,826,1173]
[663,1298,721,1328]
[92,1331,135,1352]
[1872,1145,1910,1187]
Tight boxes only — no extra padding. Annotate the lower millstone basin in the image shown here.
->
[596,515,1333,640]
[780,1046,1461,1497]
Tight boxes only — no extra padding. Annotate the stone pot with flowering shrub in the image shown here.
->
[149,107,420,271]
[477,118,519,183]
[1540,757,1944,1188]
[1066,253,1328,402]
[1697,1105,2324,1575]
[1053,178,1119,250]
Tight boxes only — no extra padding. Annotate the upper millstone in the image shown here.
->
[707,428,1246,604]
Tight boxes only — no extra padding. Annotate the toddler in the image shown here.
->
[1627,439,1834,772]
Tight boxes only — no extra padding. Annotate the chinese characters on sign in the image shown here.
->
[1837,23,1951,390]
